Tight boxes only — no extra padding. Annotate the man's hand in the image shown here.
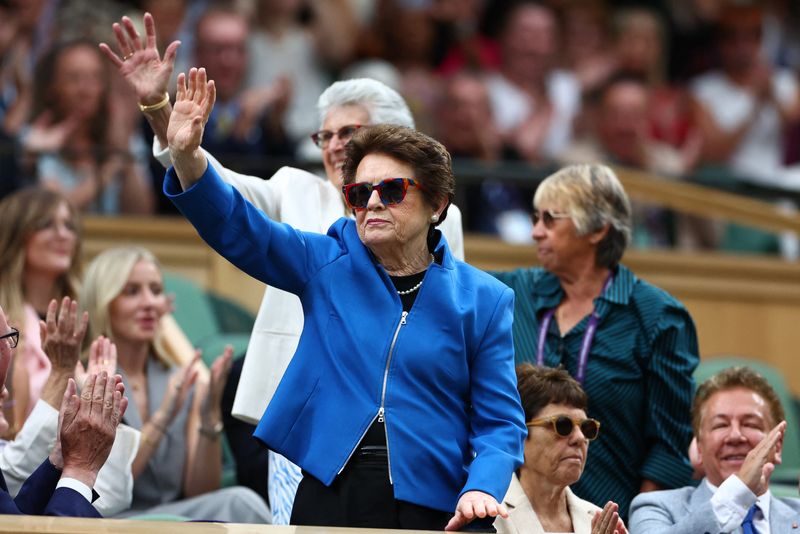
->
[39,297,88,373]
[738,420,786,495]
[58,373,127,489]
[445,490,508,531]
[99,12,180,105]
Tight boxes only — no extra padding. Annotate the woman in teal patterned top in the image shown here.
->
[492,164,699,520]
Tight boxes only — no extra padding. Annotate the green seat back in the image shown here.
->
[694,357,800,483]
[163,272,220,347]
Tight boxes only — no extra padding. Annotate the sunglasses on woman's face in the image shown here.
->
[342,178,426,210]
[526,415,601,441]
[531,209,571,229]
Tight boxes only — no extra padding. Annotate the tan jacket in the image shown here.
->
[495,474,600,534]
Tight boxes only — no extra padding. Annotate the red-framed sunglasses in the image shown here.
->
[342,178,426,209]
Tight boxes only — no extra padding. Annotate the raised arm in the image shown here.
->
[99,12,179,149]
[167,68,216,190]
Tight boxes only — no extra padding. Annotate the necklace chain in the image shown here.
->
[397,279,424,295]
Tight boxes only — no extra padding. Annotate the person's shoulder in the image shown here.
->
[454,262,517,299]
[772,494,800,514]
[491,266,548,289]
[631,484,697,510]
[628,269,687,313]
[270,166,327,187]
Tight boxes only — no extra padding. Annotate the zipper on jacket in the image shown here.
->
[380,310,407,484]
[337,311,408,479]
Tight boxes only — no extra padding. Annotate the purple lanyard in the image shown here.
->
[536,273,614,385]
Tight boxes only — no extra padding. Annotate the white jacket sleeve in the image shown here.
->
[153,138,281,217]
[92,424,140,516]
[440,203,465,261]
[0,400,57,495]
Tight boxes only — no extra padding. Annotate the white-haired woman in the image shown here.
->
[492,164,699,520]
[100,12,465,524]
[80,246,270,522]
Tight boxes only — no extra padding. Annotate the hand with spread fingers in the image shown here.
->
[591,501,628,534]
[38,297,89,409]
[57,373,128,489]
[99,12,179,108]
[39,297,89,373]
[445,490,508,531]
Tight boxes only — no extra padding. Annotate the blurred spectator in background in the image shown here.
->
[0,188,82,434]
[690,1,800,190]
[20,40,153,214]
[193,4,294,177]
[436,70,533,241]
[613,7,700,163]
[433,0,500,76]
[364,0,440,134]
[560,0,617,97]
[486,1,581,164]
[663,0,722,83]
[246,0,357,153]
[561,74,718,250]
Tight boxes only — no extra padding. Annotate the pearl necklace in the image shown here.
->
[397,279,424,295]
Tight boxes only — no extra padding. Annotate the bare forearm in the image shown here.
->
[143,103,173,150]
[131,418,168,479]
[40,370,71,410]
[183,433,222,496]
[170,148,208,190]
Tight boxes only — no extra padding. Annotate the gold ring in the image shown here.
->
[122,52,134,61]
[101,359,109,365]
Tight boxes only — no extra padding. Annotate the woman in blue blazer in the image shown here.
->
[164,68,526,531]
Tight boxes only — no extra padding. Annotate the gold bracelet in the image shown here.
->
[138,92,170,113]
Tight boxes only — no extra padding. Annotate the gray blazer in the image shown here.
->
[629,479,800,534]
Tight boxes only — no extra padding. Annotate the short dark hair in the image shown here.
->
[692,366,785,437]
[516,364,588,421]
[342,124,455,225]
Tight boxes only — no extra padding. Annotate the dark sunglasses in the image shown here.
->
[527,415,601,441]
[0,327,19,349]
[531,209,571,229]
[342,178,425,210]
[310,124,362,149]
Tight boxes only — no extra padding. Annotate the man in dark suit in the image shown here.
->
[0,303,127,516]
[629,366,800,533]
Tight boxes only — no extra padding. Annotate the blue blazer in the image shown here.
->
[629,479,800,534]
[166,164,526,513]
[0,460,100,517]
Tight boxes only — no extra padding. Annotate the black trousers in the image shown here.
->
[290,449,496,532]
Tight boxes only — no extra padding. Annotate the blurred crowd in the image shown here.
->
[1,0,799,248]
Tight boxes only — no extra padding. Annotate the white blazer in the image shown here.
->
[154,143,465,423]
[495,474,600,534]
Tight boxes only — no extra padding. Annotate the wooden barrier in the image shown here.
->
[82,216,800,394]
[0,516,435,534]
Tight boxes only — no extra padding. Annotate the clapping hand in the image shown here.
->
[152,351,200,429]
[40,297,89,374]
[738,420,786,495]
[75,336,118,389]
[591,501,628,534]
[54,373,127,488]
[198,346,233,428]
[99,12,179,106]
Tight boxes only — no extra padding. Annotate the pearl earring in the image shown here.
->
[430,214,439,223]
